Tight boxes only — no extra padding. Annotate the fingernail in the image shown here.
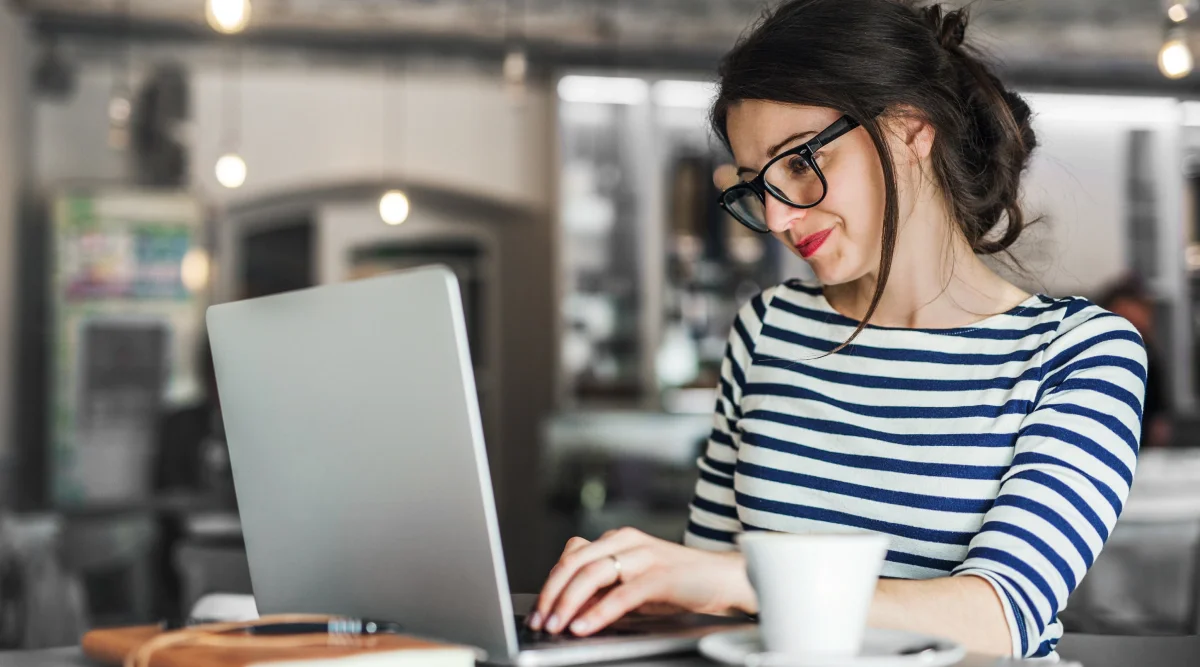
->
[528,611,543,629]
[546,614,561,633]
[570,619,589,635]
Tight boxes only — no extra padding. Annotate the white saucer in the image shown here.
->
[698,627,966,667]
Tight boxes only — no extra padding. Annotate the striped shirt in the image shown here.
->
[684,280,1147,658]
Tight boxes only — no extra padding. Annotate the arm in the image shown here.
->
[684,291,768,550]
[870,576,1010,655]
[530,293,771,634]
[947,310,1146,657]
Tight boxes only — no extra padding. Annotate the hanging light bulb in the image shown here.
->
[504,49,528,87]
[503,49,527,104]
[206,0,252,35]
[1170,3,1190,23]
[180,248,211,292]
[215,153,247,189]
[1159,30,1194,79]
[379,190,410,226]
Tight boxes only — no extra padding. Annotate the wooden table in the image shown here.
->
[1,635,1197,667]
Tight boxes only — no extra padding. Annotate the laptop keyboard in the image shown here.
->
[515,617,649,647]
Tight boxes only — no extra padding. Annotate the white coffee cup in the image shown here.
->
[737,531,889,657]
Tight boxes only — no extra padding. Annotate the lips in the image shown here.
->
[794,228,833,259]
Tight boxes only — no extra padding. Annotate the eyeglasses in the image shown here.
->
[718,115,860,233]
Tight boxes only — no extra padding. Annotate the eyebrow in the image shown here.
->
[736,129,818,176]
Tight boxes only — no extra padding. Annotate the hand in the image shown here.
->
[529,527,756,637]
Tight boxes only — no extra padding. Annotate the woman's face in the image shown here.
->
[723,101,890,286]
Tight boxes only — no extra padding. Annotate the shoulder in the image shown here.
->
[1038,295,1147,385]
[1044,296,1144,353]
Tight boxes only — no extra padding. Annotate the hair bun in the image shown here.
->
[922,5,967,50]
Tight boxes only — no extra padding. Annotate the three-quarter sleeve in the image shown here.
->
[684,290,772,551]
[952,311,1147,657]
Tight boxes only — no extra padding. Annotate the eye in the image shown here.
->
[786,155,812,175]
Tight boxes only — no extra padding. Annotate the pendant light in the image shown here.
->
[378,58,410,225]
[207,0,252,35]
[1160,3,1195,79]
[215,47,247,189]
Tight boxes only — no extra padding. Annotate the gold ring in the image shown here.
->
[609,554,623,582]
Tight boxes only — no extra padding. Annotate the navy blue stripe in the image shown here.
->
[733,317,755,361]
[685,521,736,544]
[1042,403,1138,455]
[966,546,1055,629]
[1063,298,1091,319]
[778,283,1073,327]
[703,455,736,476]
[692,496,739,519]
[747,409,1017,448]
[1009,468,1110,544]
[1012,299,1074,318]
[722,414,739,436]
[753,354,1044,393]
[1010,452,1124,516]
[1003,583,1031,656]
[783,281,823,296]
[1034,640,1055,658]
[744,382,1033,420]
[1017,423,1134,486]
[742,431,1009,480]
[1046,377,1144,421]
[738,461,994,513]
[762,323,1051,365]
[709,428,735,448]
[771,298,1062,341]
[885,549,961,572]
[979,520,1077,591]
[751,293,767,322]
[719,377,743,420]
[698,468,733,488]
[1041,353,1148,399]
[727,353,747,394]
[735,492,976,545]
[988,569,1046,635]
[991,495,1094,568]
[1040,327,1145,380]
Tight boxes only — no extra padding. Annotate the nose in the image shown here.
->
[764,193,807,234]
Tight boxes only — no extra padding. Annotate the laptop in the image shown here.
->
[206,265,747,666]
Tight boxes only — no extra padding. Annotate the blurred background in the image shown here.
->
[0,0,1199,649]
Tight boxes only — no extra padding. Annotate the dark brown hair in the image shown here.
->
[710,0,1038,344]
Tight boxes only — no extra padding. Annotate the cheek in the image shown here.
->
[824,152,886,246]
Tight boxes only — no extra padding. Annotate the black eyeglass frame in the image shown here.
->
[718,114,861,233]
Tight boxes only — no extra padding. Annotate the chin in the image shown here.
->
[803,252,863,287]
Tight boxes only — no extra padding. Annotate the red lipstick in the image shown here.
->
[794,228,833,258]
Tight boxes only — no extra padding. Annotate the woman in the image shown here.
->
[530,0,1146,659]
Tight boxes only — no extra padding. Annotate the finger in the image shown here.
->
[529,537,591,629]
[545,558,624,633]
[534,529,647,624]
[546,547,655,634]
[569,576,667,637]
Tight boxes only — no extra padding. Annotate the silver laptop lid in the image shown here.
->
[207,265,518,660]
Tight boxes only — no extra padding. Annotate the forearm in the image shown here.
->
[869,575,1011,657]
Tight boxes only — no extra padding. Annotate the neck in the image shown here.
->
[823,197,1030,329]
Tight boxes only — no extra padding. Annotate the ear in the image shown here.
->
[883,106,936,161]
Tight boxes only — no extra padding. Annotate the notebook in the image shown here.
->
[81,619,478,667]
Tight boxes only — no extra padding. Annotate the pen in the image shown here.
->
[160,617,403,635]
[246,619,403,636]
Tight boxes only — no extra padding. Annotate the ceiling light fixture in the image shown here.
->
[206,0,252,35]
[215,153,247,189]
[379,190,411,226]
[1159,26,1194,79]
